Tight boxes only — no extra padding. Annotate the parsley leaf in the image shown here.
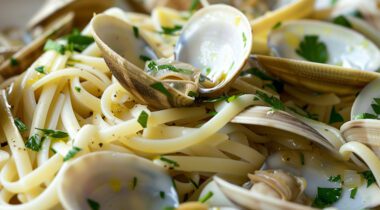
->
[63,146,81,161]
[10,57,19,67]
[137,111,149,128]
[139,55,151,62]
[35,66,46,74]
[199,191,214,203]
[87,198,100,210]
[133,26,139,38]
[160,25,182,35]
[354,113,378,120]
[272,22,282,30]
[242,32,247,47]
[150,82,172,99]
[74,86,81,93]
[66,30,94,52]
[255,90,285,111]
[333,15,352,28]
[350,187,358,199]
[14,118,27,132]
[296,35,329,63]
[44,39,66,55]
[160,191,166,199]
[160,156,179,168]
[328,175,342,183]
[329,106,344,124]
[36,128,69,139]
[312,187,342,208]
[187,91,198,98]
[189,0,200,12]
[361,170,376,187]
[25,134,45,151]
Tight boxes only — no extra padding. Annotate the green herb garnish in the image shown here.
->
[44,39,66,55]
[189,0,200,12]
[35,66,46,74]
[133,26,139,38]
[160,25,182,35]
[361,170,376,187]
[199,191,214,203]
[205,67,211,75]
[329,106,344,124]
[328,175,342,183]
[66,30,94,52]
[10,57,19,67]
[36,128,69,139]
[160,191,166,199]
[353,113,378,120]
[312,187,342,208]
[87,198,100,210]
[74,86,81,93]
[14,118,27,132]
[242,32,247,47]
[333,15,352,28]
[150,82,172,98]
[139,55,151,62]
[25,134,44,151]
[137,110,149,128]
[255,91,285,111]
[160,156,179,168]
[63,146,81,161]
[296,35,329,63]
[157,64,193,74]
[187,91,198,98]
[272,22,282,29]
[350,187,358,199]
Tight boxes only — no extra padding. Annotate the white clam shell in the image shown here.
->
[268,20,380,71]
[175,4,252,95]
[351,78,380,120]
[58,151,178,210]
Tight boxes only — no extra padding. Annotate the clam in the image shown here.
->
[91,5,252,108]
[254,20,380,95]
[231,106,344,158]
[58,151,178,210]
[0,13,74,79]
[341,78,380,157]
[214,149,380,210]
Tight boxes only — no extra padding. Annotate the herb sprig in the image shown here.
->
[296,35,329,63]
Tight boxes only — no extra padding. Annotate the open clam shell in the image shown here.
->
[91,14,195,109]
[174,4,252,96]
[231,106,343,158]
[58,151,178,210]
[256,20,380,95]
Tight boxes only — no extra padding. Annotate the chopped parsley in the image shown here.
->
[350,187,358,199]
[150,82,172,99]
[300,152,305,165]
[66,29,94,52]
[160,191,166,199]
[36,128,69,139]
[137,110,149,128]
[133,26,139,38]
[63,146,81,161]
[205,67,211,75]
[371,98,380,114]
[361,170,376,187]
[328,175,342,183]
[74,86,81,93]
[242,32,247,47]
[189,0,200,12]
[87,198,100,210]
[226,94,241,103]
[139,55,151,62]
[44,39,66,55]
[147,61,193,75]
[160,25,182,35]
[354,113,378,120]
[296,35,329,63]
[272,22,282,29]
[203,94,240,103]
[199,191,214,203]
[14,118,27,132]
[25,134,45,151]
[351,10,364,19]
[333,15,352,28]
[10,57,19,67]
[255,90,285,111]
[163,207,175,210]
[35,66,46,74]
[131,177,138,190]
[312,187,342,208]
[329,106,344,124]
[160,156,179,168]
[187,91,198,98]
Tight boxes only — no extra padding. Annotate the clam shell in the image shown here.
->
[91,14,194,109]
[351,78,380,120]
[58,151,178,210]
[254,54,380,95]
[174,4,252,96]
[0,13,74,79]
